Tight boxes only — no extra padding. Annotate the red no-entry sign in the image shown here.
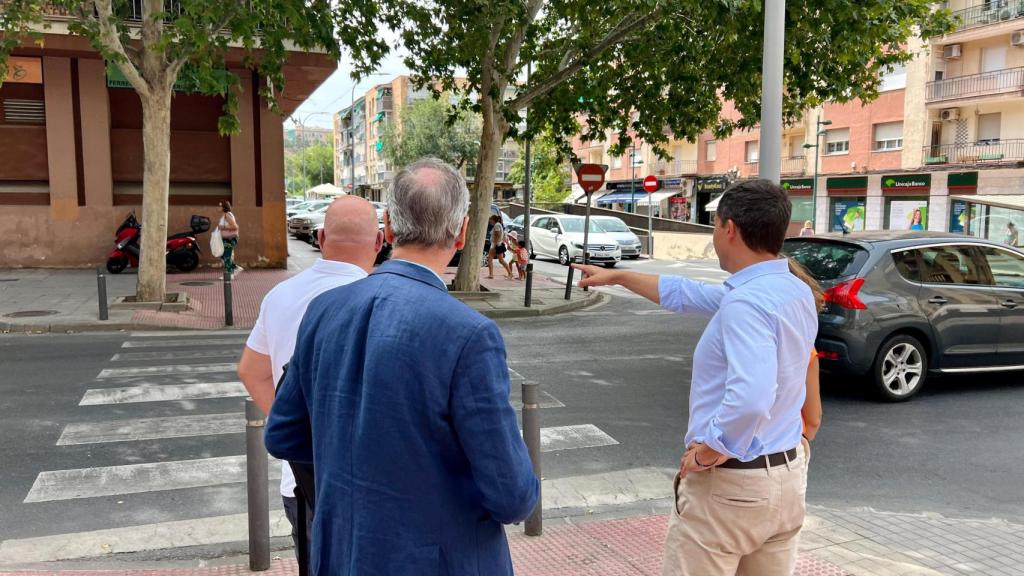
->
[575,163,608,194]
[643,175,660,193]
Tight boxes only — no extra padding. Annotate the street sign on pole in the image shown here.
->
[643,176,658,258]
[643,175,659,193]
[574,163,608,194]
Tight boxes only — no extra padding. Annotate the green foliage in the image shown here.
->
[507,131,571,206]
[285,143,335,195]
[380,98,482,170]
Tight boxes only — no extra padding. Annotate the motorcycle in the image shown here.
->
[106,211,211,274]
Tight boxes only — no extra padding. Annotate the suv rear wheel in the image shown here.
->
[872,334,928,402]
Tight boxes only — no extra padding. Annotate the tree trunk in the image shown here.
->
[453,95,506,292]
[136,91,173,303]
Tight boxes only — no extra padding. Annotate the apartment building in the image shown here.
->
[0,12,333,268]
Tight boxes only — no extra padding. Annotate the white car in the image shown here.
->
[288,204,330,239]
[592,216,643,259]
[287,199,331,220]
[529,215,621,268]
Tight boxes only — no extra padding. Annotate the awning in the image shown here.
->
[373,111,385,122]
[635,191,677,206]
[596,191,644,205]
[951,194,1024,211]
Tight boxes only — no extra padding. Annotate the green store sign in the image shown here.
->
[826,176,867,192]
[781,178,813,193]
[948,171,978,190]
[882,174,931,192]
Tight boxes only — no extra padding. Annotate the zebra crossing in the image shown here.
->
[4,330,624,563]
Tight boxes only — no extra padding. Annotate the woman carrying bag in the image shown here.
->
[218,201,242,277]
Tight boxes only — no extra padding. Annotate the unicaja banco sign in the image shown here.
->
[781,178,813,194]
[882,174,931,193]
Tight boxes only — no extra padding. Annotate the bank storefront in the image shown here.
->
[782,178,814,234]
[949,171,1024,246]
[881,174,930,231]
[826,176,867,232]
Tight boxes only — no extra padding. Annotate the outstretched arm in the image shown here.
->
[572,264,727,315]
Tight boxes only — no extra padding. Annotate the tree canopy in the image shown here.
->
[507,131,571,207]
[380,97,482,170]
[286,142,335,196]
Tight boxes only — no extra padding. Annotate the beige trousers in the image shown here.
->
[662,445,807,576]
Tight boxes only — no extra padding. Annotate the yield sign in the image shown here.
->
[643,175,660,193]
[574,163,608,194]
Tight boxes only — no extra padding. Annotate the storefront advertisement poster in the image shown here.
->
[888,199,928,231]
[831,199,865,232]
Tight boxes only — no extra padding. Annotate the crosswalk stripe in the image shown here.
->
[23,456,282,503]
[122,337,248,349]
[130,330,250,338]
[57,413,244,445]
[79,382,248,405]
[540,424,618,452]
[96,363,238,379]
[111,349,241,362]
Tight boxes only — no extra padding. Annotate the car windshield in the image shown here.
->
[597,218,629,232]
[782,239,869,281]
[561,218,604,233]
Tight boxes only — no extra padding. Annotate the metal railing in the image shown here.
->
[781,156,806,175]
[951,1,1024,32]
[922,139,1024,165]
[926,66,1024,103]
[670,160,699,175]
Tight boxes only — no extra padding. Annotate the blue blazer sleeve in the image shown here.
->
[264,339,313,465]
[451,321,540,524]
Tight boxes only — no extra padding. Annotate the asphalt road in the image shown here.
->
[2,244,1023,550]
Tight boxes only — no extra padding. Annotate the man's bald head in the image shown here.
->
[318,196,382,271]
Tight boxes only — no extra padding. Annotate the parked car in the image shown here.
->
[592,216,643,259]
[286,197,304,209]
[783,231,1024,402]
[287,199,331,220]
[508,215,525,238]
[529,215,621,267]
[288,204,329,240]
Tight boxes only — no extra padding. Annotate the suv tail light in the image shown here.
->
[824,278,866,310]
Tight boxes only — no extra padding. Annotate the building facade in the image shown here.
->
[0,19,333,268]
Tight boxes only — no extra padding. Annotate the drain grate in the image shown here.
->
[4,310,59,318]
[180,281,215,287]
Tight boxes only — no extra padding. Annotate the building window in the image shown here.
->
[745,141,759,163]
[706,140,717,161]
[873,121,903,151]
[978,113,1001,145]
[879,62,907,92]
[611,154,622,169]
[825,128,850,155]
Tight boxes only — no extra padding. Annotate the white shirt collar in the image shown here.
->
[312,258,368,277]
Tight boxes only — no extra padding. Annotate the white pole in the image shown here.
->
[759,0,785,184]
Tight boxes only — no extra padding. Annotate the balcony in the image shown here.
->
[925,66,1024,105]
[671,160,699,175]
[950,1,1024,33]
[781,156,806,175]
[922,139,1024,165]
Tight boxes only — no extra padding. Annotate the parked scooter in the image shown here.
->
[106,211,211,274]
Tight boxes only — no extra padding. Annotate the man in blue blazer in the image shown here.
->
[265,158,540,575]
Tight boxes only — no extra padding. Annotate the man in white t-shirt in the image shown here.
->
[237,195,382,556]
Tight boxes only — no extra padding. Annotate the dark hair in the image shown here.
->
[221,200,232,212]
[488,214,499,224]
[715,179,791,255]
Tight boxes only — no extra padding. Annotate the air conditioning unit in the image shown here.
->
[943,44,962,60]
[940,108,961,121]
[1012,31,1024,47]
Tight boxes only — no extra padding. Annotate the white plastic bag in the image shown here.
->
[210,227,224,258]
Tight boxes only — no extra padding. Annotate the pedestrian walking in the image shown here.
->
[487,214,514,279]
[799,220,814,237]
[217,201,242,276]
[573,179,818,576]
[508,231,528,280]
[237,197,382,562]
[265,158,539,576]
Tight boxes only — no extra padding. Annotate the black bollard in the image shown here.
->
[223,270,234,327]
[96,267,108,321]
[563,266,574,300]
[245,399,270,571]
[524,263,534,307]
[521,381,542,536]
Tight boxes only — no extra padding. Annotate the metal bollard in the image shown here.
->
[96,267,108,321]
[223,270,234,327]
[245,399,270,571]
[563,266,574,301]
[521,381,542,536]
[524,263,534,307]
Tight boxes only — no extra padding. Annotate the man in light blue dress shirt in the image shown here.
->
[575,179,818,575]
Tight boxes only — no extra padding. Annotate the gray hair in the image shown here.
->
[385,158,469,248]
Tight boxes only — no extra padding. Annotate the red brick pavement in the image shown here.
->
[0,515,848,575]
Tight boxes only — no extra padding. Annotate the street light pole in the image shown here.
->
[629,144,637,213]
[759,0,786,184]
[804,116,831,232]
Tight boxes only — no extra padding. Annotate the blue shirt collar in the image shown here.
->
[724,258,790,291]
[375,259,448,292]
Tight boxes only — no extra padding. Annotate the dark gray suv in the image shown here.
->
[783,232,1024,402]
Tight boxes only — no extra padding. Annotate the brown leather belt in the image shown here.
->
[719,447,798,470]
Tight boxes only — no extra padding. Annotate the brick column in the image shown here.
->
[78,58,113,207]
[43,57,78,222]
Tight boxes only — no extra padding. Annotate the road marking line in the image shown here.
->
[0,511,292,564]
[511,354,687,365]
[111,349,241,362]
[79,382,248,405]
[633,309,675,316]
[97,363,238,379]
[122,337,248,349]
[24,456,281,503]
[539,424,618,453]
[509,389,566,410]
[130,330,250,338]
[57,413,244,445]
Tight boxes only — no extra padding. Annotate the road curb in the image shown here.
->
[476,290,608,319]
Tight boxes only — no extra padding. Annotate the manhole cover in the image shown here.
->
[4,310,59,318]
[180,281,215,287]
[0,278,18,282]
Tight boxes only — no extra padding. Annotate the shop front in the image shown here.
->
[881,174,931,231]
[782,178,814,235]
[952,191,1024,247]
[693,175,729,225]
[947,172,978,235]
[826,176,867,233]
